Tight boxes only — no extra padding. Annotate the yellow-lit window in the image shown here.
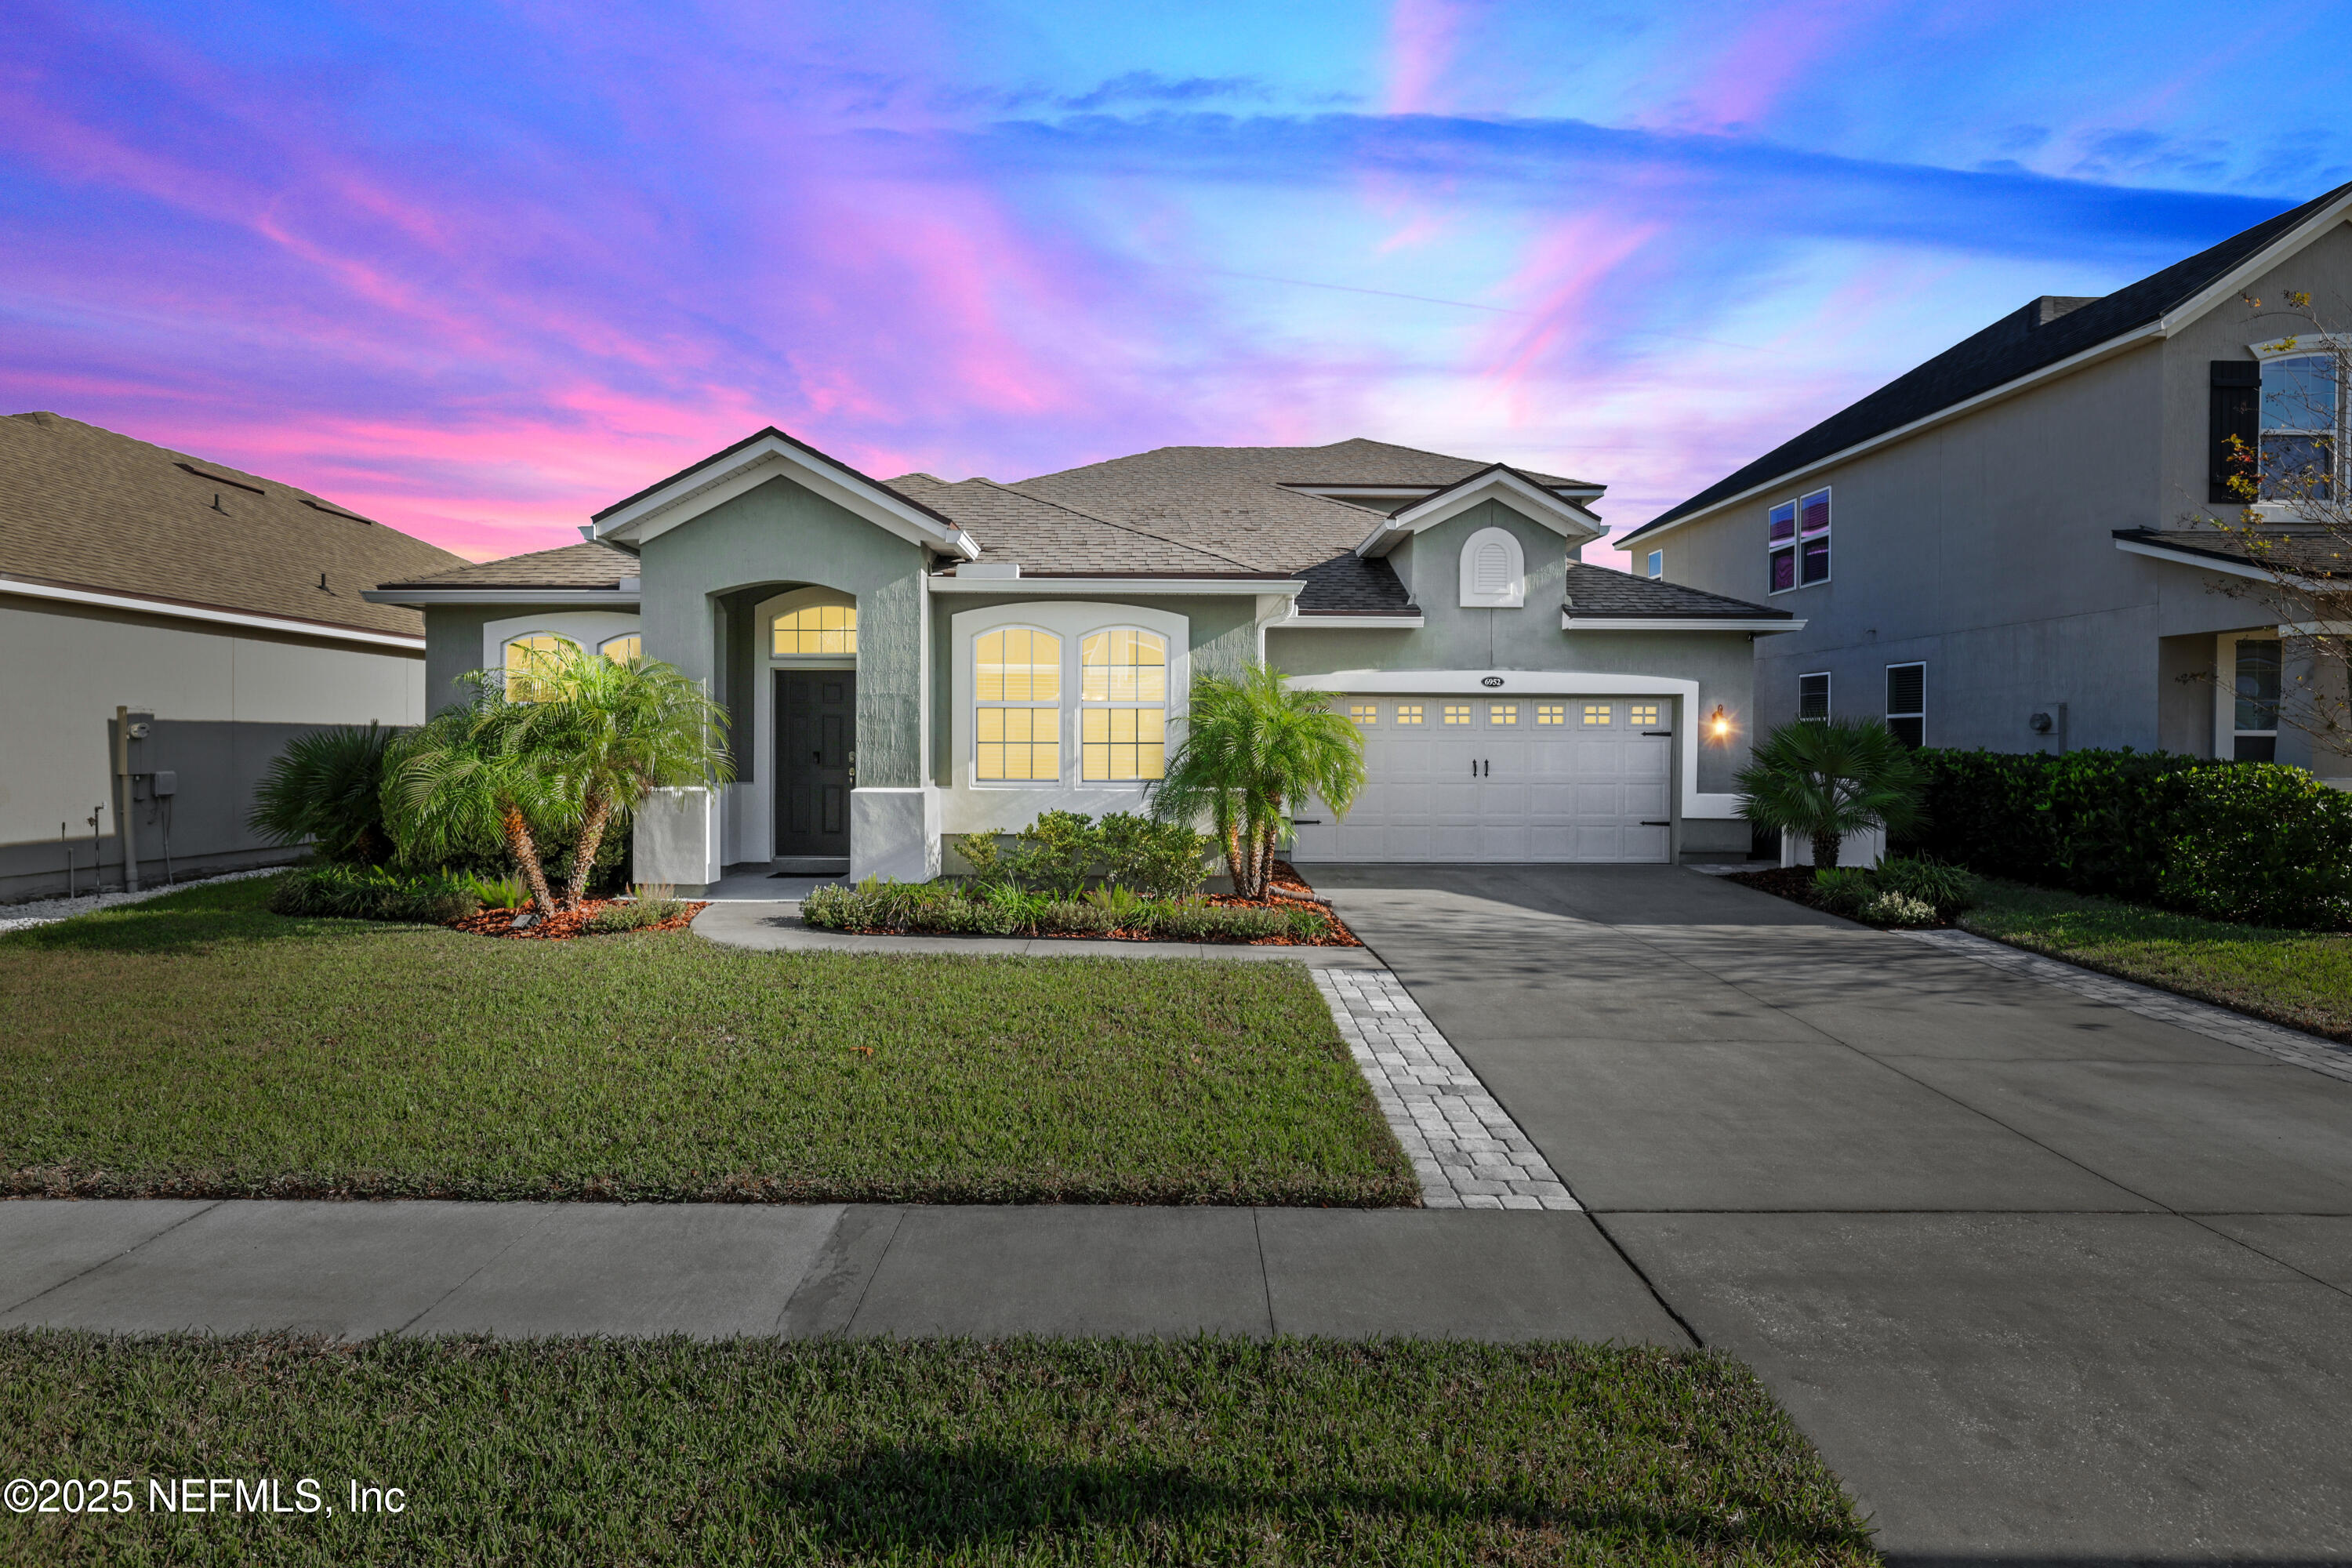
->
[1490,704,1517,725]
[503,634,575,702]
[1348,703,1378,726]
[600,634,641,665]
[1584,704,1612,725]
[1535,703,1566,724]
[975,627,1061,781]
[1080,628,1167,781]
[1629,704,1661,727]
[1443,704,1472,725]
[773,603,857,655]
[1395,704,1424,725]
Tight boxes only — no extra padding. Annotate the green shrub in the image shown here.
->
[953,831,1004,885]
[270,864,480,924]
[1862,889,1937,927]
[463,871,528,910]
[1810,866,1878,919]
[1081,883,1151,927]
[1898,749,2352,930]
[248,724,398,865]
[1037,899,1116,935]
[798,880,1329,943]
[1098,812,1212,901]
[799,882,862,929]
[588,885,689,932]
[1873,855,1980,919]
[1002,810,1099,898]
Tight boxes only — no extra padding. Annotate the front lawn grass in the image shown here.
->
[1965,878,2352,1042]
[0,878,1413,1205]
[0,1333,1876,1566]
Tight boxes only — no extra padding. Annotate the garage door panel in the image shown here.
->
[1290,695,1673,865]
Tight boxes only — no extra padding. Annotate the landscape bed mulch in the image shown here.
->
[829,858,1364,948]
[447,898,709,941]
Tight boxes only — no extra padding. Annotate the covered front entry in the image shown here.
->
[1289,695,1672,863]
[774,670,855,859]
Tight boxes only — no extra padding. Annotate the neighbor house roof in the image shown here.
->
[1,411,467,642]
[1627,180,2352,544]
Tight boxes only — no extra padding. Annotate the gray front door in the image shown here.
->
[775,670,854,858]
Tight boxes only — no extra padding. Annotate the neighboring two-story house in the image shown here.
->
[1617,180,2352,784]
[369,433,1800,887]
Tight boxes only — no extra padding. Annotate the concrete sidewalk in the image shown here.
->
[1315,862,2352,1564]
[0,1200,1682,1345]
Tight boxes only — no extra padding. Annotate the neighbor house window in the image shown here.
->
[2260,354,2339,500]
[1769,488,1830,590]
[2232,637,2281,761]
[1646,549,1664,579]
[1079,627,1167,782]
[600,634,641,665]
[1798,672,1831,720]
[773,603,856,655]
[1886,662,1926,749]
[975,627,1061,781]
[503,633,576,702]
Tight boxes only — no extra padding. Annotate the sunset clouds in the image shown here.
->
[3,0,2347,558]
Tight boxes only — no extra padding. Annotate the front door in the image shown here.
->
[775,670,855,858]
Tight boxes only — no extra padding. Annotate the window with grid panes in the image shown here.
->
[975,627,1061,780]
[1079,628,1167,781]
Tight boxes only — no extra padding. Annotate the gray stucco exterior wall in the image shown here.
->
[423,605,504,715]
[637,474,932,788]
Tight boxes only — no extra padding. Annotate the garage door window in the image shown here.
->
[1490,704,1517,725]
[1583,704,1611,724]
[1348,703,1377,726]
[1536,703,1566,724]
[1443,705,1472,725]
[975,627,1062,782]
[1396,705,1423,724]
[1629,704,1661,728]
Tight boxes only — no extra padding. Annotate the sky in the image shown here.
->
[5,2,2350,562]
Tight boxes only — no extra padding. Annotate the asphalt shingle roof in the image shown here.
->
[1636,180,2352,538]
[1563,562,1793,619]
[377,541,639,592]
[2,411,466,638]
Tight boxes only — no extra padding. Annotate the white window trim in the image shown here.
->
[2246,336,2347,500]
[1646,549,1664,580]
[480,611,639,677]
[2216,630,2283,760]
[943,601,1190,831]
[1798,670,1832,721]
[1767,486,1832,595]
[1458,525,1526,608]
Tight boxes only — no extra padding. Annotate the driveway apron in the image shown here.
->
[1314,862,2352,1564]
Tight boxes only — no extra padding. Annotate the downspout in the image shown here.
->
[113,705,140,893]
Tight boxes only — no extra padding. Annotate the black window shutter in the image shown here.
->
[2209,360,2260,503]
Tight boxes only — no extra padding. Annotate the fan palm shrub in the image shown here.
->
[523,643,734,907]
[1150,662,1364,899]
[380,675,575,914]
[248,724,395,863]
[1736,718,1926,869]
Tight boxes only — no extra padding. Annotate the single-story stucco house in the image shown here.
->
[366,432,1801,891]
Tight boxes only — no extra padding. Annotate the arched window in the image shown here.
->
[599,633,641,665]
[773,603,856,656]
[503,633,577,701]
[1457,526,1525,607]
[1080,627,1167,781]
[975,627,1060,781]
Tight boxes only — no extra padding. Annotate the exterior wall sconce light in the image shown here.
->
[1708,704,1732,742]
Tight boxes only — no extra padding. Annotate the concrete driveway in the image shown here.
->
[1314,862,2352,1565]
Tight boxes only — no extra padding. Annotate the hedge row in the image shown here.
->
[801,880,1331,943]
[1895,750,2352,929]
[270,863,482,924]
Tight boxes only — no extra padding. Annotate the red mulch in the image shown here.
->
[446,898,710,941]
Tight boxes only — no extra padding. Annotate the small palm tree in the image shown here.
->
[1737,718,1926,869]
[249,723,395,864]
[1151,662,1364,899]
[526,643,734,906]
[380,676,576,913]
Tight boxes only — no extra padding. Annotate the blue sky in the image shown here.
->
[4,0,2348,557]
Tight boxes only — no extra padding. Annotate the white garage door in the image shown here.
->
[1289,696,1673,864]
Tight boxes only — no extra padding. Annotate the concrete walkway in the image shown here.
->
[0,1200,1679,1345]
[1312,862,2352,1564]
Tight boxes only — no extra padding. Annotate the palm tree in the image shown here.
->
[380,675,576,914]
[525,642,734,906]
[248,723,395,864]
[1737,717,1926,869]
[1150,662,1364,899]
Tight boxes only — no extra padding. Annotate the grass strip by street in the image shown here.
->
[0,1333,1877,1566]
[0,879,1414,1206]
[1963,878,2352,1044]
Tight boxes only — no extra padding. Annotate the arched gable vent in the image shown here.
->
[1458,525,1526,608]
